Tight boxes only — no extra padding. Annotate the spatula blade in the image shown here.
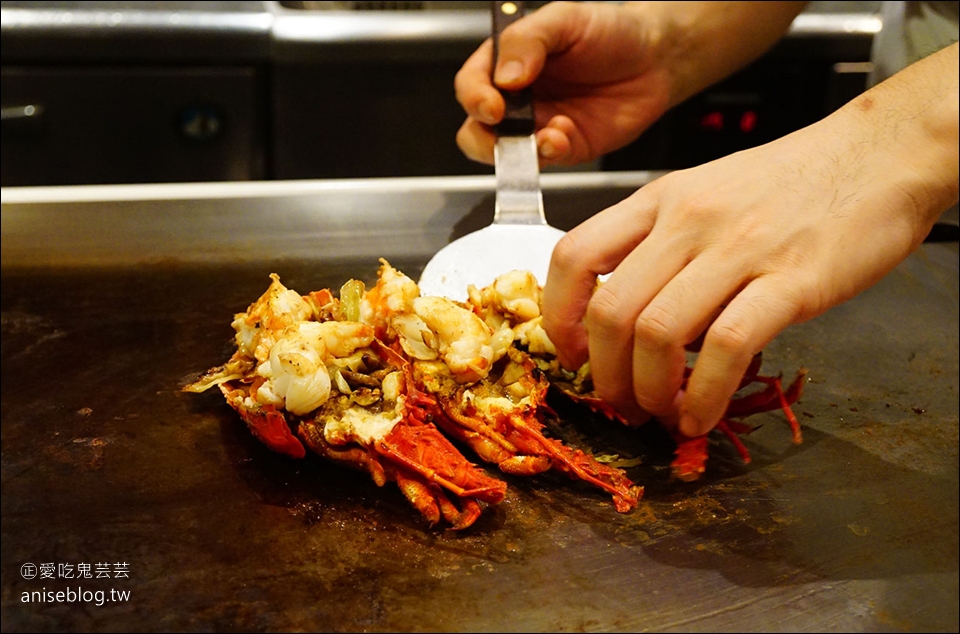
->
[418,223,564,301]
[418,0,564,301]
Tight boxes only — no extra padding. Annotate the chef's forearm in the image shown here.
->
[624,1,809,108]
[834,41,960,233]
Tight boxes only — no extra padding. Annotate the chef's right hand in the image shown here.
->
[454,1,806,168]
[454,1,672,167]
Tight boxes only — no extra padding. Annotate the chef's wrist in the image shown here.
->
[623,1,807,109]
[835,43,959,233]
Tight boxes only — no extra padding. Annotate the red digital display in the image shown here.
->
[698,110,758,134]
[700,111,724,131]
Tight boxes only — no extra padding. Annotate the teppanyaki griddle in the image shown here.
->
[2,175,957,632]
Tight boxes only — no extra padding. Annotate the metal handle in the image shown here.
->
[492,1,534,137]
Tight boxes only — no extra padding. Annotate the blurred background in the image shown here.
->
[0,1,881,187]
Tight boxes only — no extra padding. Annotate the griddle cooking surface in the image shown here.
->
[2,194,957,632]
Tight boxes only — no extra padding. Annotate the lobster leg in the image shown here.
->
[671,435,709,483]
[299,421,389,487]
[671,368,807,480]
[394,472,484,530]
[438,398,520,456]
[508,415,643,513]
[298,417,502,529]
[436,492,483,530]
[498,455,553,475]
[725,369,807,444]
[394,473,442,526]
[422,364,642,511]
[715,420,752,464]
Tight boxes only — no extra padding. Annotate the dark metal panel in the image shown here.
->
[1,66,265,186]
[271,60,489,179]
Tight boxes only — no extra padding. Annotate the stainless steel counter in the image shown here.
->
[1,2,881,63]
[0,2,272,62]
[1,174,957,632]
[0,172,664,267]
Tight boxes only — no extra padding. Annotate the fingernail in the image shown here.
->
[495,60,524,86]
[679,413,705,438]
[539,140,557,159]
[477,102,496,125]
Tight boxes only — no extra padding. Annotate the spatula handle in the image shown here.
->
[492,1,535,137]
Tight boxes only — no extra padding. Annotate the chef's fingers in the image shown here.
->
[625,253,747,418]
[538,114,601,166]
[490,2,585,91]
[679,275,799,437]
[455,38,503,126]
[454,1,565,122]
[456,115,575,166]
[542,186,659,372]
[536,125,570,162]
[456,117,496,165]
[582,222,727,421]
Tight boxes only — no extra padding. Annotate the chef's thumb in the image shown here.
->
[492,1,581,90]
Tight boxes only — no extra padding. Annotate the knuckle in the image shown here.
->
[634,302,681,349]
[678,195,718,225]
[453,73,482,109]
[706,317,752,355]
[550,231,587,274]
[539,1,584,27]
[774,271,821,319]
[585,284,630,331]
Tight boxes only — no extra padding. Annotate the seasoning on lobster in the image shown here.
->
[366,262,642,513]
[183,274,506,530]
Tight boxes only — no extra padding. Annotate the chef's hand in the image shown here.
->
[542,42,959,436]
[455,1,805,167]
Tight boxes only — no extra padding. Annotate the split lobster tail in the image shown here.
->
[184,273,509,530]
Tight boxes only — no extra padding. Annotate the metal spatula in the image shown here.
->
[418,0,565,301]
